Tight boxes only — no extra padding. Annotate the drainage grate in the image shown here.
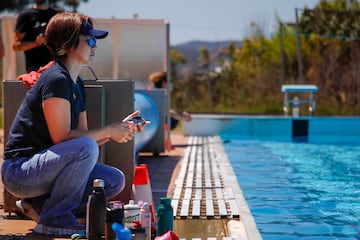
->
[171,136,240,220]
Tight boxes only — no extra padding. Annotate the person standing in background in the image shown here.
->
[12,0,62,72]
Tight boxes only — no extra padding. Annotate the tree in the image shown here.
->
[298,0,360,114]
[169,49,188,111]
[197,47,214,112]
[300,0,360,39]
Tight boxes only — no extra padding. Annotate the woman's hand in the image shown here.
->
[108,122,135,143]
[108,110,151,143]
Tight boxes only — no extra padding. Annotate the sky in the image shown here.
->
[77,0,319,45]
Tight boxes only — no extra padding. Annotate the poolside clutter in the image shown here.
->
[154,230,179,240]
[132,164,156,224]
[0,130,260,239]
[156,198,174,236]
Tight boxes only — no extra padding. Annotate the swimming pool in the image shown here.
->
[183,115,360,144]
[221,136,360,239]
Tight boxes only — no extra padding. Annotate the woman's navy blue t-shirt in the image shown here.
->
[4,62,86,159]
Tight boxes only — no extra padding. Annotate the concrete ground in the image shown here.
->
[0,129,187,239]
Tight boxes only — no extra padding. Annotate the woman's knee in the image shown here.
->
[106,168,126,198]
[113,168,126,193]
[77,137,99,162]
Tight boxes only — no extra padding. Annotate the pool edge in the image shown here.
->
[213,135,262,240]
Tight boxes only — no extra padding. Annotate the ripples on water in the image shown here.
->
[222,138,360,240]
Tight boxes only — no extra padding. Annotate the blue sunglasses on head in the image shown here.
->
[87,37,96,48]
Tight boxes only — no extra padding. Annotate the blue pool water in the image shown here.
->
[222,136,360,240]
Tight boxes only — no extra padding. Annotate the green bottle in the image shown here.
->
[156,198,173,236]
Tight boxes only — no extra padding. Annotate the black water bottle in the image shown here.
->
[87,179,106,240]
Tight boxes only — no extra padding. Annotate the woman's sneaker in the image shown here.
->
[15,199,39,222]
[34,223,86,236]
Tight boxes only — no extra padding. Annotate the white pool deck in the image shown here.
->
[169,135,262,240]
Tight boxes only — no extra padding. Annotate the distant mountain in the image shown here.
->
[172,40,241,52]
[171,40,242,75]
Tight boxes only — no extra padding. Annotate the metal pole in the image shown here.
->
[295,8,304,84]
[279,22,285,84]
[166,22,172,151]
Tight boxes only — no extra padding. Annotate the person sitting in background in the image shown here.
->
[149,71,192,130]
[2,12,147,236]
[12,0,62,72]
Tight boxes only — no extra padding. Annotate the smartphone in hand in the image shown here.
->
[127,116,147,125]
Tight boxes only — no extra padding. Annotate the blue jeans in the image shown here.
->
[1,137,125,227]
